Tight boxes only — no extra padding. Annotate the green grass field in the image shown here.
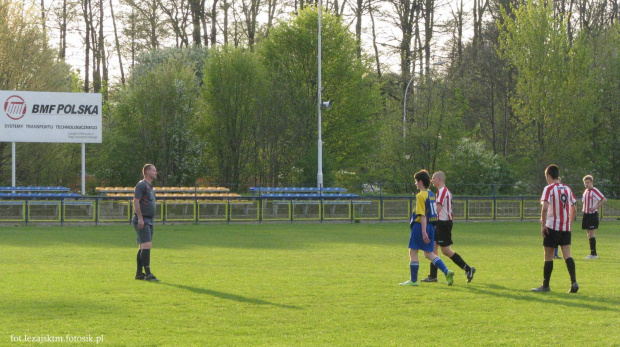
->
[1,221,618,346]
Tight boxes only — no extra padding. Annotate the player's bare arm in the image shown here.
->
[133,197,144,229]
[540,202,549,237]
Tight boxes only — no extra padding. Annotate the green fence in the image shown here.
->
[0,197,618,225]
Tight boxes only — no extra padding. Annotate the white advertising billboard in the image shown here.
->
[0,91,102,143]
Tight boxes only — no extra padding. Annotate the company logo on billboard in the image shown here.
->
[4,95,27,120]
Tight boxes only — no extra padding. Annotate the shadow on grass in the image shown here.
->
[462,283,619,311]
[160,282,301,310]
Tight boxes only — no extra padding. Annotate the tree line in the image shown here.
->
[0,0,618,196]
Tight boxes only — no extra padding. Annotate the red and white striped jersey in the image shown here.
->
[436,186,453,221]
[541,183,576,231]
[582,187,605,213]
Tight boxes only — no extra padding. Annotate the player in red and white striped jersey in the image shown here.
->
[421,172,476,283]
[581,175,607,259]
[532,164,579,293]
[540,181,576,232]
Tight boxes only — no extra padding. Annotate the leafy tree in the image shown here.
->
[450,21,515,158]
[498,0,590,184]
[445,138,515,195]
[198,46,266,188]
[0,0,75,187]
[258,6,382,186]
[93,48,204,187]
[581,25,620,195]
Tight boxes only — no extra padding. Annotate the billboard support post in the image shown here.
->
[81,143,86,195]
[11,142,16,187]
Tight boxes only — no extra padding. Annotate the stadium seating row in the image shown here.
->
[0,186,71,192]
[105,193,240,198]
[96,186,230,194]
[250,187,347,193]
[259,193,358,198]
[0,192,80,198]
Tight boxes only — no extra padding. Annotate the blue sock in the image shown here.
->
[409,261,419,282]
[432,257,449,275]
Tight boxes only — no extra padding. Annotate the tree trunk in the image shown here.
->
[368,0,381,76]
[210,0,219,46]
[190,0,202,46]
[242,0,259,50]
[473,0,489,55]
[423,0,434,76]
[158,0,190,47]
[82,0,91,92]
[266,0,277,36]
[109,0,125,85]
[355,0,363,58]
[100,0,108,98]
[59,0,67,60]
[40,0,47,39]
[130,8,136,68]
[149,2,159,48]
[394,0,419,91]
[200,0,209,46]
[90,0,101,93]
[222,0,230,44]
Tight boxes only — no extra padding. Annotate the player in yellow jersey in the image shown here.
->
[400,170,454,286]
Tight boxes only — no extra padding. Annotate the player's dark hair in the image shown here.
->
[414,170,431,188]
[143,164,154,177]
[545,164,560,179]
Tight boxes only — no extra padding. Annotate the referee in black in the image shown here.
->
[133,164,159,281]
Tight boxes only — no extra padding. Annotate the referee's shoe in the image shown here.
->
[145,274,160,282]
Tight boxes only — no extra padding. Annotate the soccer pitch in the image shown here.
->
[1,221,618,346]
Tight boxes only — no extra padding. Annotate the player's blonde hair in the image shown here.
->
[433,171,446,181]
[583,175,594,182]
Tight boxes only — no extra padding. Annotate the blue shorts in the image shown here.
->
[408,222,435,252]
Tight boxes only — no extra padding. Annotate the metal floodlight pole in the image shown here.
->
[402,60,446,139]
[403,75,415,139]
[317,0,323,189]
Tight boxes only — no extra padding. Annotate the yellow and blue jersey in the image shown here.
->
[411,189,438,224]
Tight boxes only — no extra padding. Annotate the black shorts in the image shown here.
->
[133,215,154,244]
[434,220,453,247]
[582,212,599,230]
[543,228,571,248]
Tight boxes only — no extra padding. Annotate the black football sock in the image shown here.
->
[543,261,553,287]
[429,263,438,278]
[565,257,577,283]
[589,237,597,256]
[449,253,469,271]
[140,249,152,275]
[136,249,143,274]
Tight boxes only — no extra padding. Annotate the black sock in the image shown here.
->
[589,237,597,256]
[429,263,438,278]
[140,249,152,275]
[543,261,553,287]
[450,253,470,272]
[565,257,577,283]
[136,249,143,274]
